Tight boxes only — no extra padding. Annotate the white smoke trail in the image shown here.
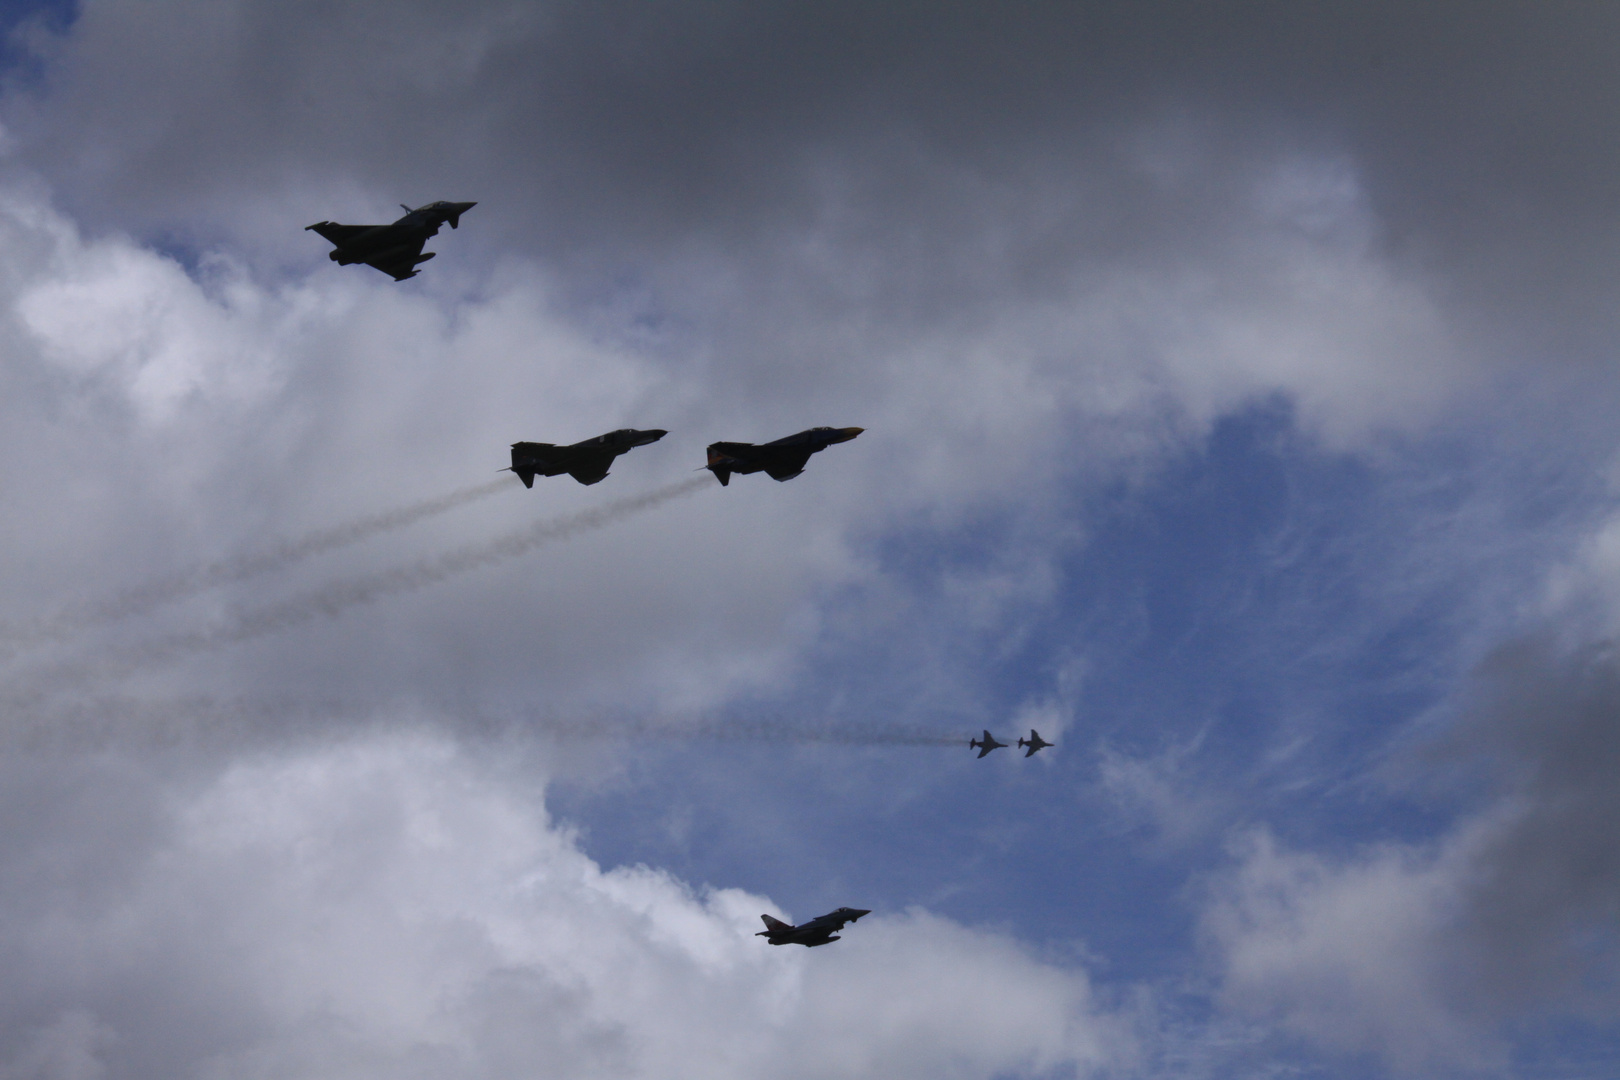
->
[0,476,516,652]
[0,694,968,756]
[520,711,967,747]
[72,476,712,678]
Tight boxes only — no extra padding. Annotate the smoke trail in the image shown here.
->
[0,476,515,652]
[113,476,711,670]
[0,693,969,758]
[526,713,966,747]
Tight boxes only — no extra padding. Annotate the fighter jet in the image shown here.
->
[1017,729,1054,757]
[756,907,870,947]
[705,427,863,486]
[305,200,477,280]
[508,429,667,487]
[970,730,1007,758]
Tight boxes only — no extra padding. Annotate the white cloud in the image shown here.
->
[0,731,1129,1080]
[1201,826,1495,1073]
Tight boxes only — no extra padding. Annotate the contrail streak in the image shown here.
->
[105,476,712,671]
[0,477,515,652]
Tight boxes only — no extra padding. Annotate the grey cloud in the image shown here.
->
[12,3,1619,291]
[1203,634,1620,1072]
[1443,637,1620,1011]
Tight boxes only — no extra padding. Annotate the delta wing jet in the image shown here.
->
[756,907,870,947]
[306,200,477,280]
[705,427,863,486]
[508,429,667,487]
[970,730,1007,758]
[1017,729,1054,757]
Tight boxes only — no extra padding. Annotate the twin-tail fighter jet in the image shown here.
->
[756,907,870,947]
[705,427,863,486]
[1017,729,1054,756]
[970,730,1007,757]
[508,429,667,487]
[306,200,477,280]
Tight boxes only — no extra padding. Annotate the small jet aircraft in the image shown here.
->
[508,429,667,487]
[306,200,477,280]
[756,907,871,947]
[1017,729,1054,757]
[705,427,863,486]
[970,730,1007,758]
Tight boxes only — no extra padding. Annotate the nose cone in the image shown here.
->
[835,427,864,442]
[847,908,871,920]
[638,429,668,444]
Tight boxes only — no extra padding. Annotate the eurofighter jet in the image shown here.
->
[756,907,870,947]
[970,730,1007,758]
[306,200,477,280]
[508,429,667,487]
[1017,729,1054,757]
[705,427,863,486]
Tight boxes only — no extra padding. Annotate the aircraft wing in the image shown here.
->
[764,451,813,482]
[305,222,376,246]
[364,239,432,281]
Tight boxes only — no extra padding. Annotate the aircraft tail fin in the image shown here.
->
[759,914,789,931]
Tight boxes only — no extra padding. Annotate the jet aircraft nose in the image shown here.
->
[846,908,871,920]
[833,427,864,442]
[639,429,668,443]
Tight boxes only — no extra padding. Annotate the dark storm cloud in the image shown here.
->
[11,1,1618,331]
[1443,636,1620,1011]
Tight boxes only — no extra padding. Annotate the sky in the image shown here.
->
[0,2,1616,1077]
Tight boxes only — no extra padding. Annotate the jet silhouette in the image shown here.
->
[306,200,477,280]
[508,429,667,487]
[1017,729,1054,757]
[756,907,870,947]
[970,730,1007,758]
[705,427,863,485]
